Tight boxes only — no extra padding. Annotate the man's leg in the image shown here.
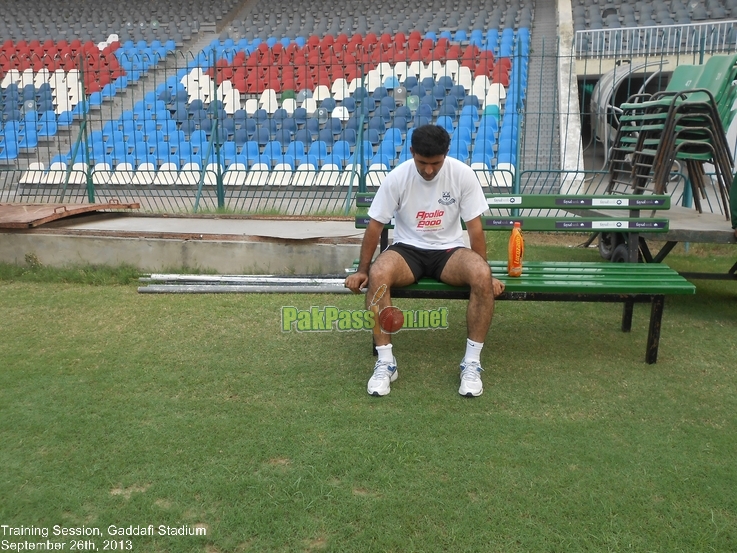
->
[439,248,494,397]
[365,249,415,396]
[439,248,494,342]
[366,249,416,346]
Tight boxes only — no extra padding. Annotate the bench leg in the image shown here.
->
[646,295,665,364]
[621,299,634,332]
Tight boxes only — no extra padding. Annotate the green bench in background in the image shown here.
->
[352,193,696,363]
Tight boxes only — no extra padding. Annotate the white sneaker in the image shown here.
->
[367,358,398,396]
[459,360,483,397]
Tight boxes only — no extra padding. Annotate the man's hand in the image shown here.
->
[345,271,369,294]
[491,277,505,297]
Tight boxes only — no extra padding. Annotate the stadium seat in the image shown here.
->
[332,140,352,165]
[285,141,306,165]
[436,115,455,134]
[308,141,328,164]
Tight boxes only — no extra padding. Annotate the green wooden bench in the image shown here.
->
[351,193,696,364]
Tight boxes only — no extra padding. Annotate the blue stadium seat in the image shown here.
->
[438,103,458,121]
[448,138,470,162]
[221,141,238,167]
[339,128,357,147]
[332,141,352,164]
[254,127,271,146]
[369,153,391,169]
[294,128,313,146]
[274,128,294,146]
[374,141,397,162]
[436,115,455,134]
[308,141,328,163]
[321,97,337,112]
[233,128,248,147]
[242,141,261,165]
[341,97,357,114]
[263,140,284,159]
[322,154,344,169]
[440,95,460,111]
[286,141,306,165]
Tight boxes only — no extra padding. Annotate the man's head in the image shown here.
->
[410,125,450,181]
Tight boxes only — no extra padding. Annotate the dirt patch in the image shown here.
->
[154,498,173,509]
[304,536,328,551]
[110,483,150,499]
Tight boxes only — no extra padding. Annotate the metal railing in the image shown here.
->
[576,19,737,59]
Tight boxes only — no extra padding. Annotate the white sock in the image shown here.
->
[376,344,394,363]
[464,339,483,364]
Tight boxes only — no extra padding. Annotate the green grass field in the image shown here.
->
[1,238,735,552]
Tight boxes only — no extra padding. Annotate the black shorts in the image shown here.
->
[385,242,464,283]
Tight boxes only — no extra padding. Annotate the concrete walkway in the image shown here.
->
[0,212,367,274]
[60,214,364,241]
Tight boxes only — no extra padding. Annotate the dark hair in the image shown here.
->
[410,125,451,157]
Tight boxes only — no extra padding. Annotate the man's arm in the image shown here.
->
[465,216,487,261]
[345,218,385,293]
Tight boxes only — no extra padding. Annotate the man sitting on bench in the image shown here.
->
[345,125,506,397]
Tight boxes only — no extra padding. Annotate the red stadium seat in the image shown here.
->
[475,60,494,78]
[232,68,248,93]
[409,50,424,63]
[407,38,421,54]
[335,34,349,47]
[461,58,476,71]
[83,41,98,55]
[478,50,495,63]
[313,69,331,87]
[491,64,509,86]
[496,57,512,72]
[246,73,266,94]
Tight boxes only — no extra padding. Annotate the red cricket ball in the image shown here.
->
[378,306,404,333]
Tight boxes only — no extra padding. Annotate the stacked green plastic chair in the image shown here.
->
[607,54,737,220]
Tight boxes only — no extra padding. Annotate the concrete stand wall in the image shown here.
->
[0,232,362,275]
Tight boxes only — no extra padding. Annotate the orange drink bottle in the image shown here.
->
[507,221,524,277]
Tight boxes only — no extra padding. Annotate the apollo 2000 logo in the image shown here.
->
[416,209,444,229]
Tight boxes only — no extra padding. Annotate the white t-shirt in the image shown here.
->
[367,156,488,250]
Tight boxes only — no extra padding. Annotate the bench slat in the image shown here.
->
[486,261,675,273]
[354,216,669,232]
[349,261,695,295]
[356,193,671,210]
[480,216,668,232]
[352,259,685,274]
[397,276,695,295]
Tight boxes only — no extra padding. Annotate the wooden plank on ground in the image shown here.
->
[0,200,140,229]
